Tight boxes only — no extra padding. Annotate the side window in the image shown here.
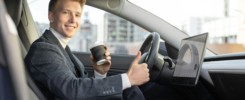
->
[28,0,150,55]
[69,6,150,55]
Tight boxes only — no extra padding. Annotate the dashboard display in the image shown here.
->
[172,33,208,86]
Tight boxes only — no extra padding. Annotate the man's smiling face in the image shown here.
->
[49,0,83,38]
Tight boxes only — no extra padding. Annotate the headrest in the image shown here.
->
[4,0,23,26]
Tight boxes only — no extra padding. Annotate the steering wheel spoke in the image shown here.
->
[139,32,162,81]
[139,32,160,69]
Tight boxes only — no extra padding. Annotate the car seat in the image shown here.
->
[2,0,46,99]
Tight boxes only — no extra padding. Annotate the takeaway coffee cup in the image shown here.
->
[90,41,107,65]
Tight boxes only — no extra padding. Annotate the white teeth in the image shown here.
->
[65,25,76,29]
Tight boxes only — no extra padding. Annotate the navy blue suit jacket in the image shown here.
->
[25,30,123,100]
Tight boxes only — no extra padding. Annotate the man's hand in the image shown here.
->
[127,51,150,86]
[91,47,111,75]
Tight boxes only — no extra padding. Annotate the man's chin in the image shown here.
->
[66,34,74,38]
[62,33,75,38]
[64,31,77,38]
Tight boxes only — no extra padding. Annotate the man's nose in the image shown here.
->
[69,14,76,23]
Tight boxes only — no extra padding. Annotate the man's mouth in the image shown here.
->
[65,25,76,29]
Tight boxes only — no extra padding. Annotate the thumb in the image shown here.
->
[132,51,142,65]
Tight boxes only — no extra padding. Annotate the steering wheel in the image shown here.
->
[139,32,161,81]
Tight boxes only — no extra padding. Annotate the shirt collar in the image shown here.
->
[50,28,71,48]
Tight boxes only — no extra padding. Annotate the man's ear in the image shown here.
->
[48,12,54,23]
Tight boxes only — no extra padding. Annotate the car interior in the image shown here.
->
[1,0,245,100]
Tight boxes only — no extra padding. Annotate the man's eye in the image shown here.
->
[62,11,68,14]
[76,14,81,17]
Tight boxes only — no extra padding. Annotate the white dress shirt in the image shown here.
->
[50,28,131,90]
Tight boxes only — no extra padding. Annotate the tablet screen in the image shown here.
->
[172,33,208,86]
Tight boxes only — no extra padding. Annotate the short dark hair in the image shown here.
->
[48,0,86,12]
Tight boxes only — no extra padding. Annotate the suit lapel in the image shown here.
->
[42,30,64,50]
[65,46,82,77]
[42,30,80,77]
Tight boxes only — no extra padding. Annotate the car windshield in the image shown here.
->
[129,0,245,55]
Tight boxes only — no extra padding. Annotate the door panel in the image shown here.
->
[202,55,245,100]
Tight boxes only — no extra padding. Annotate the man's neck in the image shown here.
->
[50,28,71,48]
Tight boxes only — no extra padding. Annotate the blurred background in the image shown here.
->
[28,0,245,55]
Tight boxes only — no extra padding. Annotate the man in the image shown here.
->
[24,0,150,100]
